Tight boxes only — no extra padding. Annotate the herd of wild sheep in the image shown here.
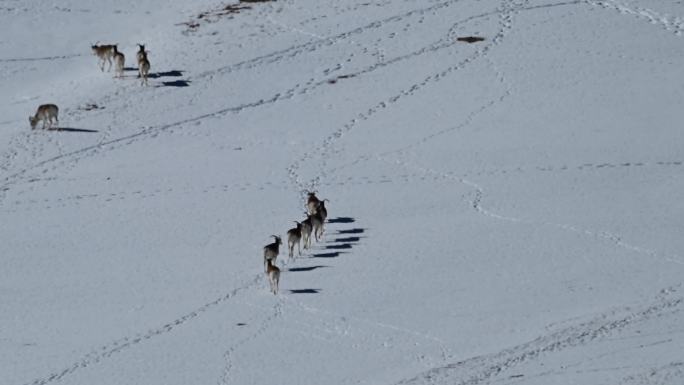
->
[27,41,323,295]
[28,43,151,130]
[264,191,329,295]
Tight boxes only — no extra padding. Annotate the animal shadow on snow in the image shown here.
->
[310,218,365,257]
[332,236,361,243]
[337,228,365,235]
[325,243,352,250]
[148,70,184,78]
[47,127,99,133]
[311,251,344,258]
[159,80,191,87]
[288,265,329,272]
[288,289,321,294]
[147,71,190,87]
[327,216,355,224]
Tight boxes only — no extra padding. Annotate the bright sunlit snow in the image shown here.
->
[2,0,683,384]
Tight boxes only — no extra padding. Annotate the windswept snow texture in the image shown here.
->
[2,0,684,384]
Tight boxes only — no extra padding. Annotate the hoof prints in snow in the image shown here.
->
[23,274,265,385]
[286,0,524,192]
[397,295,684,385]
[180,0,276,33]
[2,0,516,198]
[23,217,362,385]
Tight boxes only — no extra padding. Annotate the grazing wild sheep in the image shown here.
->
[265,258,280,295]
[263,235,282,272]
[91,44,115,72]
[112,45,125,78]
[287,221,302,258]
[136,44,150,86]
[29,104,59,130]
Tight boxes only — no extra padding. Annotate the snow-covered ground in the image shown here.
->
[2,0,683,384]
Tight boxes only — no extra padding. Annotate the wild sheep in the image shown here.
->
[306,191,320,215]
[301,214,314,249]
[263,235,282,272]
[29,104,59,130]
[91,44,115,72]
[265,258,280,295]
[136,44,150,86]
[286,221,302,258]
[314,199,328,239]
[311,211,324,242]
[112,45,125,78]
[135,44,147,65]
[316,199,328,222]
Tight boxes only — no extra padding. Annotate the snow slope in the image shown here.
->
[2,0,683,384]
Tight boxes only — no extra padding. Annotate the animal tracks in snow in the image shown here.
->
[191,0,466,80]
[3,0,510,202]
[218,217,366,384]
[23,273,265,385]
[1,174,444,212]
[0,53,83,63]
[4,0,684,384]
[586,0,684,36]
[384,155,684,267]
[220,299,284,385]
[395,291,684,385]
[287,0,525,193]
[20,212,366,385]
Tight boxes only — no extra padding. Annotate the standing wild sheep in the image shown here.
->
[311,211,325,242]
[265,258,280,295]
[135,44,147,65]
[112,45,125,78]
[91,44,115,72]
[263,235,282,272]
[29,104,59,130]
[301,214,314,250]
[286,221,302,258]
[306,191,320,215]
[136,44,150,86]
[313,199,328,239]
[316,199,328,222]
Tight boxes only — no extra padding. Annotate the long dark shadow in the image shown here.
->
[159,80,191,87]
[325,243,352,250]
[288,289,321,294]
[337,228,365,235]
[332,236,361,243]
[288,265,329,272]
[50,127,99,133]
[328,217,355,224]
[149,70,184,78]
[312,252,343,258]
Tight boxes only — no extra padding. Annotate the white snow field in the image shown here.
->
[2,0,684,384]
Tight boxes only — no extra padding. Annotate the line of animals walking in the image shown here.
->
[264,191,329,295]
[27,43,152,130]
